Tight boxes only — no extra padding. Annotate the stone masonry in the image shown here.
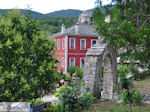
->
[83,40,117,99]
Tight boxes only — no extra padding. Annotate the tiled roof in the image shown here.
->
[52,24,99,37]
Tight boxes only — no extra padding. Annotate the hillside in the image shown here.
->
[45,9,83,17]
[0,9,90,18]
[0,9,46,18]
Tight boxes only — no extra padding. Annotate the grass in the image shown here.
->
[134,77,150,94]
[85,77,150,112]
[85,100,150,112]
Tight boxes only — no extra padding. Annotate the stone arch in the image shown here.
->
[101,47,117,99]
[83,45,117,99]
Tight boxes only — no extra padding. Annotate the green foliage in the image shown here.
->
[46,103,60,112]
[118,65,133,90]
[0,10,58,101]
[55,84,81,112]
[79,92,95,110]
[67,66,83,79]
[30,98,43,107]
[55,76,94,112]
[40,17,77,34]
[94,0,150,75]
[118,65,143,112]
[133,92,143,106]
[121,89,135,104]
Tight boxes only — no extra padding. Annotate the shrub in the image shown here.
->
[55,84,81,112]
[46,103,60,112]
[67,66,83,79]
[67,66,76,75]
[79,92,95,110]
[30,98,43,107]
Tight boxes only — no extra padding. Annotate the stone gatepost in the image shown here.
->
[101,47,118,100]
[83,44,106,97]
[83,41,118,99]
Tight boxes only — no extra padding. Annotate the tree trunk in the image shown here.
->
[129,102,132,112]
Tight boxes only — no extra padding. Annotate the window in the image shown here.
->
[69,58,75,66]
[80,58,85,68]
[69,38,75,49]
[80,39,86,50]
[57,39,60,49]
[62,57,64,67]
[91,40,97,47]
[62,38,65,49]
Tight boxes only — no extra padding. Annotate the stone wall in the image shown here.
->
[83,43,117,99]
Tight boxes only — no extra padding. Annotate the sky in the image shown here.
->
[0,0,111,14]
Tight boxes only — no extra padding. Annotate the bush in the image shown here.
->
[30,98,43,107]
[79,92,95,110]
[55,84,81,112]
[46,103,60,112]
[67,66,83,79]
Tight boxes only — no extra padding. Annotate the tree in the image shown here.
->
[118,65,143,112]
[93,0,150,74]
[118,65,134,112]
[0,10,58,102]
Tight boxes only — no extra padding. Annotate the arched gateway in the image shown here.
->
[83,41,118,99]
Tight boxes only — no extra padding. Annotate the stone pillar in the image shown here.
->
[64,35,68,74]
[83,44,105,97]
[101,47,118,100]
[83,41,118,99]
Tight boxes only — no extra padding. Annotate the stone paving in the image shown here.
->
[41,94,58,103]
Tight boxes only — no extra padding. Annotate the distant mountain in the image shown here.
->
[0,9,46,18]
[45,9,83,17]
[0,7,110,18]
[0,9,90,18]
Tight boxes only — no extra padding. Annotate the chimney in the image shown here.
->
[75,23,79,34]
[61,24,65,34]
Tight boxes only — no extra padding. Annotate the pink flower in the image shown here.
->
[72,77,74,79]
[60,79,65,83]
[72,73,76,76]
[56,84,60,88]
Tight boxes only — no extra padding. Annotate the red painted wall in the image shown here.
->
[55,36,65,71]
[55,35,98,72]
[67,36,98,67]
[68,36,98,54]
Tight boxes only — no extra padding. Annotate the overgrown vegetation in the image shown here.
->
[0,10,58,101]
[93,0,150,77]
[118,65,143,112]
[67,66,83,79]
[52,73,94,112]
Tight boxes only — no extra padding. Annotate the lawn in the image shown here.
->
[134,77,150,94]
[85,100,150,112]
[85,77,150,112]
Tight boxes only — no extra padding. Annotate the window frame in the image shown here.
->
[62,57,64,67]
[69,38,75,49]
[69,58,75,66]
[80,58,85,68]
[80,39,86,50]
[57,39,60,49]
[91,39,97,47]
[62,38,65,49]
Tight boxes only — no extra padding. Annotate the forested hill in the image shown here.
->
[0,9,93,18]
[46,9,83,17]
[0,9,45,18]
